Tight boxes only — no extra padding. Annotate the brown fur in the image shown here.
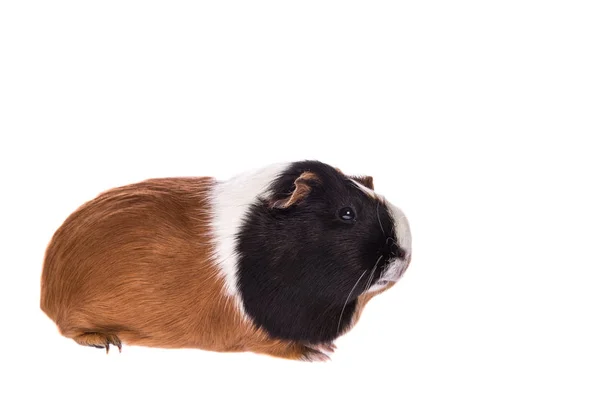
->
[270,171,320,209]
[40,176,384,361]
[352,175,374,190]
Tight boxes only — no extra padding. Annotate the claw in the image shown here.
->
[75,332,123,353]
[301,347,331,362]
[322,343,337,353]
[306,342,337,354]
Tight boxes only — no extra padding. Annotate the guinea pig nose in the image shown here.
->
[389,241,407,259]
[396,247,407,260]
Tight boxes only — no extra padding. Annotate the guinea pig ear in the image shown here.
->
[269,171,321,209]
[352,175,375,190]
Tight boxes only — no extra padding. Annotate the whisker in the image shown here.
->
[364,255,383,292]
[363,267,376,293]
[364,267,377,292]
[337,270,368,335]
[376,201,386,236]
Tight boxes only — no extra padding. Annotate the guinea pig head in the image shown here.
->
[235,160,411,344]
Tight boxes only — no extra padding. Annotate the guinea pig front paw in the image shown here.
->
[306,342,337,354]
[300,343,336,362]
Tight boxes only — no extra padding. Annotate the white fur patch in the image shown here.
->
[209,162,290,317]
[367,199,412,293]
[386,201,412,256]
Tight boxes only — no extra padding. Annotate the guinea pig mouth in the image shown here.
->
[371,259,409,289]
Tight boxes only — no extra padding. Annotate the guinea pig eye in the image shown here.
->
[338,207,356,222]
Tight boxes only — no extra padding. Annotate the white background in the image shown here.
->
[1,1,599,399]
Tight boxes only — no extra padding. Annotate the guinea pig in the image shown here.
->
[40,160,412,361]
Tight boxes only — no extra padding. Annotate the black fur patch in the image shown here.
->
[236,161,403,343]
